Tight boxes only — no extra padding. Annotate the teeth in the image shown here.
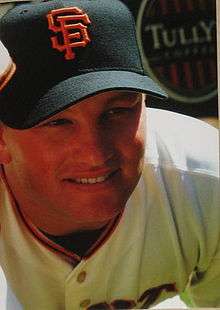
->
[73,174,110,184]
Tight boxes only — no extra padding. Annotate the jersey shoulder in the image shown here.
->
[146,108,219,177]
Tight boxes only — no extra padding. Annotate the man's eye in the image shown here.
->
[44,119,72,127]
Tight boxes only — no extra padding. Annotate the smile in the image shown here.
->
[75,174,110,184]
[64,171,116,185]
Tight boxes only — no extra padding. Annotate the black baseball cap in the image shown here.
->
[0,0,167,129]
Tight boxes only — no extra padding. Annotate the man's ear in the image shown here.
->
[0,124,12,164]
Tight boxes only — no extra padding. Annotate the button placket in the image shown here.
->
[65,262,92,310]
[77,271,90,308]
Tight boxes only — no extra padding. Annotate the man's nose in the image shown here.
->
[75,126,115,167]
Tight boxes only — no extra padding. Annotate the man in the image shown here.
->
[0,0,219,309]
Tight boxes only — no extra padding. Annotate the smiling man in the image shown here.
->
[3,91,146,236]
[0,0,219,309]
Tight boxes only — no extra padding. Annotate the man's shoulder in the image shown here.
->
[146,108,219,178]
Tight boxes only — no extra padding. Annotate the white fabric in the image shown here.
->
[0,41,11,76]
[0,109,219,309]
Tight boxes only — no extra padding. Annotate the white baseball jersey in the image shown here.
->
[0,108,219,309]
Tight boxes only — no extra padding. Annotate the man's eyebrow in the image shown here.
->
[106,92,141,104]
[35,113,66,126]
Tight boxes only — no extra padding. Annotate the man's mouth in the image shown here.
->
[64,171,117,185]
[74,173,110,184]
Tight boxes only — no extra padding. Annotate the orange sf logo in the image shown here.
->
[47,7,91,60]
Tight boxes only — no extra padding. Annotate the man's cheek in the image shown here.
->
[19,158,55,190]
[123,135,145,159]
[120,140,145,179]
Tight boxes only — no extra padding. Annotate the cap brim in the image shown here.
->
[4,70,167,129]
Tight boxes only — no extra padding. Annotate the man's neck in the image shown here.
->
[41,225,107,257]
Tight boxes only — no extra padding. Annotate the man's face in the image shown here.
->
[1,91,146,235]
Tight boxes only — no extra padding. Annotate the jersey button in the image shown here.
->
[77,271,87,283]
[80,298,91,308]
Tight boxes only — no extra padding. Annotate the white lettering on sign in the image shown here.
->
[144,20,216,50]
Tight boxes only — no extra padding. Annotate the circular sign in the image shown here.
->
[137,0,217,104]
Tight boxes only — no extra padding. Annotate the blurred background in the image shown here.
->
[122,0,218,128]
